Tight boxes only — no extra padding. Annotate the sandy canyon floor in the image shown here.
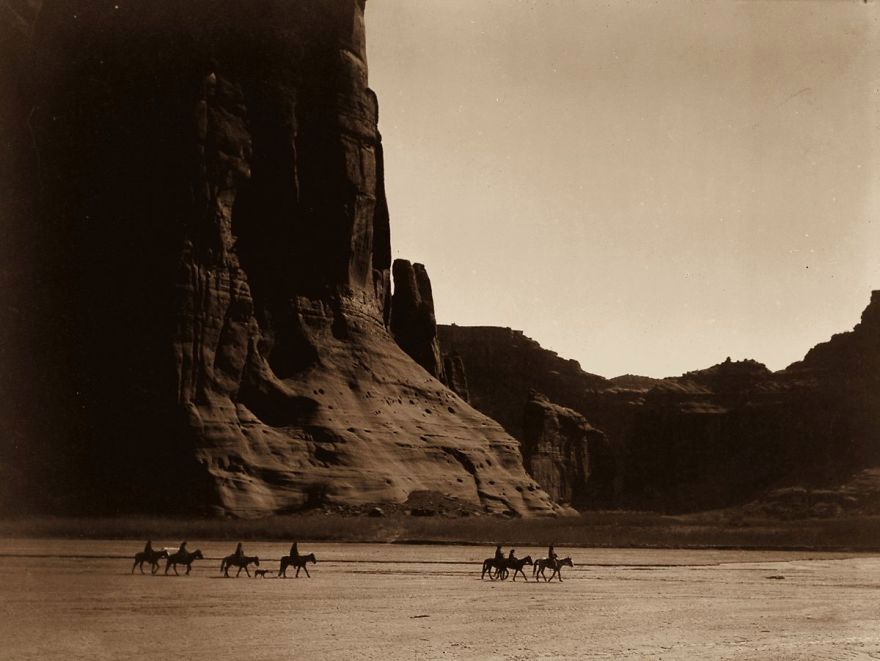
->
[1,539,878,660]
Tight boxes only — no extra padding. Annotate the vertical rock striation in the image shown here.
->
[390,259,446,380]
[3,0,557,516]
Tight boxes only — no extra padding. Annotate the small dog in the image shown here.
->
[254,569,271,578]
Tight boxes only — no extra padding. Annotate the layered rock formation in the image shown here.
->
[1,0,556,516]
[522,394,616,507]
[441,292,880,512]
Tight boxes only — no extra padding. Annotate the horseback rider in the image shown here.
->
[143,540,153,555]
[178,541,188,554]
[232,542,245,561]
[494,544,504,563]
[507,548,517,562]
[548,544,558,565]
[289,542,299,559]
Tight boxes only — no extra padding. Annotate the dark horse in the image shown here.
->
[164,549,204,575]
[534,556,573,582]
[481,555,533,581]
[481,556,507,580]
[278,553,317,578]
[506,555,533,581]
[131,548,168,575]
[220,554,260,577]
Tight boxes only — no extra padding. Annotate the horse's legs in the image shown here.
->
[131,559,138,574]
[151,561,159,575]
[186,563,192,575]
[303,565,310,578]
[236,566,242,577]
[173,564,180,576]
[244,566,251,577]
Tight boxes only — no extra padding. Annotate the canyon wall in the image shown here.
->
[522,394,616,507]
[0,0,556,516]
[440,292,880,511]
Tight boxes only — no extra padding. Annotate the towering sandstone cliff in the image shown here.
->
[0,0,555,516]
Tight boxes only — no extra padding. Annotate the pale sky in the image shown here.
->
[366,0,880,378]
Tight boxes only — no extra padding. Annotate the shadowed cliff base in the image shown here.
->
[5,505,880,551]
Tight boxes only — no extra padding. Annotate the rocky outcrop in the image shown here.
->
[390,259,445,380]
[443,292,880,512]
[438,326,610,441]
[2,0,557,517]
[522,394,616,507]
[608,374,662,391]
[443,354,470,402]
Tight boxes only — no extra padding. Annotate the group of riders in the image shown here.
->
[494,543,557,566]
[134,540,569,581]
[482,543,571,582]
[133,539,313,577]
[141,540,298,561]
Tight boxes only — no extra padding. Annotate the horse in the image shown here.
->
[506,555,533,581]
[534,556,573,582]
[220,554,260,577]
[278,553,317,578]
[131,548,168,575]
[164,549,204,576]
[481,557,507,580]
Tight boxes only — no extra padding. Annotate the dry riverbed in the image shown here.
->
[1,539,878,659]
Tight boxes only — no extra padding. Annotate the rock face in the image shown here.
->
[437,326,610,441]
[522,394,616,507]
[441,292,880,512]
[1,0,556,516]
[443,354,470,403]
[390,259,445,380]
